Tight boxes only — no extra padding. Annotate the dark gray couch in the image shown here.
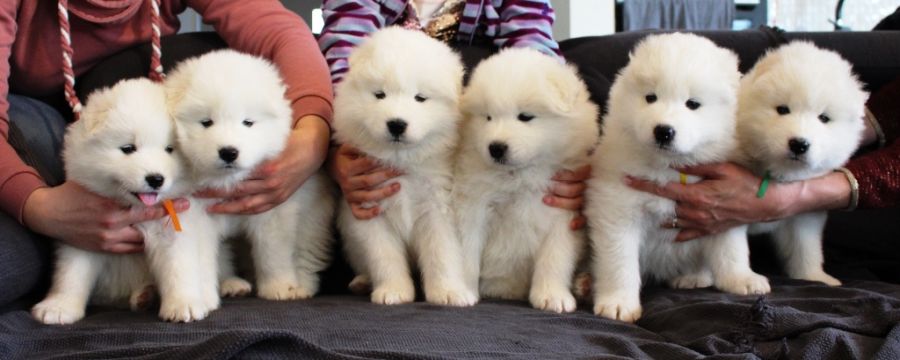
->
[2,29,899,359]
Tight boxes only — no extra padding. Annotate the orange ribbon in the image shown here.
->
[162,199,182,232]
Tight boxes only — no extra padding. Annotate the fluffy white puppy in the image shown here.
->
[31,78,219,324]
[333,27,475,306]
[737,42,868,286]
[454,48,598,313]
[166,50,335,302]
[586,33,770,323]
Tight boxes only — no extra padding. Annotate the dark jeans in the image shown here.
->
[0,95,66,311]
[0,32,227,311]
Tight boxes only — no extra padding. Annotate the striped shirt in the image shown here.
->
[319,0,562,84]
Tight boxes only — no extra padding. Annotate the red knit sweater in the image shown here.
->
[0,0,334,223]
[846,76,900,209]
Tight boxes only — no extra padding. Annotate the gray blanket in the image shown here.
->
[2,277,898,359]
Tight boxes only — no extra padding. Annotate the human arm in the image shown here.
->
[845,75,900,209]
[0,0,44,225]
[492,0,562,58]
[23,183,190,253]
[318,0,399,84]
[625,163,853,241]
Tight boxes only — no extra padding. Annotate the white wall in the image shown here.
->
[550,0,616,40]
[178,1,319,33]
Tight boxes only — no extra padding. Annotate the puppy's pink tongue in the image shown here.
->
[137,193,159,206]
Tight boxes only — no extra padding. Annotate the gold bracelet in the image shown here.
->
[864,106,886,149]
[833,167,859,211]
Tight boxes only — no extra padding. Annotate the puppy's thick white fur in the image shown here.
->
[334,27,475,306]
[454,48,598,313]
[737,42,868,286]
[166,50,335,302]
[586,34,770,323]
[32,78,220,324]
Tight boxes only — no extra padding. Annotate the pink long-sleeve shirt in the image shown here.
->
[0,0,334,223]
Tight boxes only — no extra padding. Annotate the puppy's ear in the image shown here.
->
[545,64,588,114]
[78,87,116,135]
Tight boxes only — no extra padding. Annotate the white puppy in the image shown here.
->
[454,48,598,313]
[334,27,475,306]
[586,33,770,323]
[166,50,335,302]
[737,42,868,286]
[31,78,217,324]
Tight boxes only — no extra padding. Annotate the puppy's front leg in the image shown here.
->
[145,224,218,322]
[530,216,582,313]
[591,222,643,323]
[774,212,840,286]
[454,192,489,295]
[32,246,103,324]
[248,209,307,300]
[353,219,416,305]
[415,207,477,307]
[708,226,771,295]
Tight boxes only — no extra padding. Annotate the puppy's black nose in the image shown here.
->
[488,142,508,161]
[145,173,165,189]
[219,146,239,163]
[654,125,676,146]
[788,137,810,155]
[386,119,407,137]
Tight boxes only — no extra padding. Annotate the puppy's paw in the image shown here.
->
[425,284,478,307]
[530,289,577,313]
[593,295,642,323]
[257,280,312,301]
[129,285,159,311]
[716,272,771,295]
[668,272,714,289]
[158,295,212,323]
[796,271,842,287]
[32,298,84,325]
[348,275,373,295]
[371,282,415,305]
[220,277,253,297]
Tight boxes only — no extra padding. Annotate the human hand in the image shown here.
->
[625,162,796,242]
[198,115,330,215]
[22,181,190,253]
[544,165,591,230]
[328,143,403,220]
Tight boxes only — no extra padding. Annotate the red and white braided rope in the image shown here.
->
[58,0,165,119]
[149,0,165,82]
[57,0,82,119]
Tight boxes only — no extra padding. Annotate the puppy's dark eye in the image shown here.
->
[645,94,657,104]
[374,91,386,100]
[818,114,831,123]
[414,94,428,103]
[517,113,535,122]
[685,99,701,110]
[201,118,214,128]
[120,144,136,155]
[243,119,254,127]
[486,115,492,121]
[776,105,790,115]
[165,145,174,154]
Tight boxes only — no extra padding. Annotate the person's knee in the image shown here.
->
[6,94,67,186]
[0,212,52,307]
